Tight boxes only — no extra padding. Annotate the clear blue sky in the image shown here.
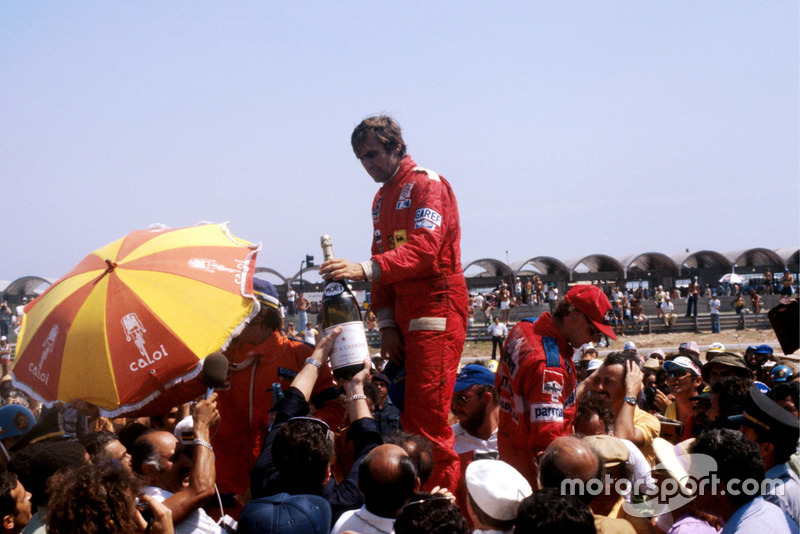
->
[2,2,798,285]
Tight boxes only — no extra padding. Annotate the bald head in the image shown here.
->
[359,444,418,518]
[538,436,603,504]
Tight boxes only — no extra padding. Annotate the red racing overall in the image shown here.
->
[495,314,577,486]
[370,155,468,491]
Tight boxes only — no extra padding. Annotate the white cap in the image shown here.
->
[623,341,637,352]
[587,359,603,372]
[0,336,6,341]
[173,415,194,445]
[465,460,532,521]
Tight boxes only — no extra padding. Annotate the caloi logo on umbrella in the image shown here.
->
[29,324,59,386]
[121,313,169,372]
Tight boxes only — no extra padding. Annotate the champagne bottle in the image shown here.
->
[320,235,369,380]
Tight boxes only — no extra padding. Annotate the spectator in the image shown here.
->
[612,300,625,337]
[450,363,500,518]
[296,292,309,330]
[385,431,434,489]
[0,337,11,376]
[285,322,298,339]
[537,436,636,534]
[130,394,221,534]
[547,283,559,312]
[654,286,666,318]
[707,376,752,430]
[729,386,800,524]
[238,493,330,534]
[0,303,11,339]
[781,269,795,299]
[496,285,615,486]
[708,293,721,334]
[685,278,700,318]
[0,405,35,469]
[250,330,381,524]
[8,440,89,534]
[764,269,774,295]
[689,429,797,533]
[661,295,676,332]
[366,373,401,439]
[498,283,511,324]
[515,488,597,534]
[80,430,132,471]
[46,462,173,534]
[0,471,31,534]
[286,287,296,316]
[751,290,763,314]
[662,357,704,439]
[487,317,508,360]
[464,460,531,534]
[300,322,318,345]
[393,492,469,534]
[583,352,661,464]
[701,352,751,387]
[330,444,418,534]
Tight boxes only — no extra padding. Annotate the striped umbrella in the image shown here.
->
[12,223,260,416]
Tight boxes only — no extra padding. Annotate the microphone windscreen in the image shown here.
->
[201,352,229,389]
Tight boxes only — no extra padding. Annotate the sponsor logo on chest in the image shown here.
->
[396,183,415,209]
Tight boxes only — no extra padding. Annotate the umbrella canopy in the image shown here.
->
[719,273,745,284]
[12,223,260,416]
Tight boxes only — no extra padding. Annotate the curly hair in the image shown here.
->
[574,393,616,435]
[272,419,334,493]
[46,463,142,534]
[515,488,596,534]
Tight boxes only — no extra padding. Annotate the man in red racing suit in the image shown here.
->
[320,116,468,491]
[495,284,615,486]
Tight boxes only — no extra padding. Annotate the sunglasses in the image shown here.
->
[452,392,480,406]
[667,369,690,379]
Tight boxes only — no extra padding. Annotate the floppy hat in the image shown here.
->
[583,435,629,468]
[700,352,750,383]
[564,285,616,340]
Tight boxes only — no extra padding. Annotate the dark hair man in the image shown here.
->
[0,471,31,534]
[496,285,615,486]
[515,488,597,534]
[320,115,469,491]
[689,429,797,534]
[250,329,382,525]
[80,430,132,471]
[331,444,418,534]
[394,492,469,534]
[729,387,800,525]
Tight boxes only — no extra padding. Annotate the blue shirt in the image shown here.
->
[721,496,798,534]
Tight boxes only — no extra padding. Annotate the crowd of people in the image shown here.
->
[0,282,796,534]
[0,115,797,534]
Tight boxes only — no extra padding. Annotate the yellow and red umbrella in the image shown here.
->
[12,223,260,417]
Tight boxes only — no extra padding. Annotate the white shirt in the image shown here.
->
[661,301,674,314]
[452,423,499,458]
[487,322,508,337]
[709,298,721,314]
[144,486,222,534]
[331,506,395,534]
[620,438,656,500]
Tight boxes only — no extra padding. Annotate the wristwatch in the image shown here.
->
[624,396,637,406]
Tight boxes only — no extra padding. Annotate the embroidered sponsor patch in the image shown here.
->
[542,369,564,402]
[393,230,407,247]
[396,183,414,209]
[414,208,442,230]
[531,403,564,423]
[372,197,382,222]
[374,229,381,242]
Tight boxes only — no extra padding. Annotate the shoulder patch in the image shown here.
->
[411,166,441,182]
